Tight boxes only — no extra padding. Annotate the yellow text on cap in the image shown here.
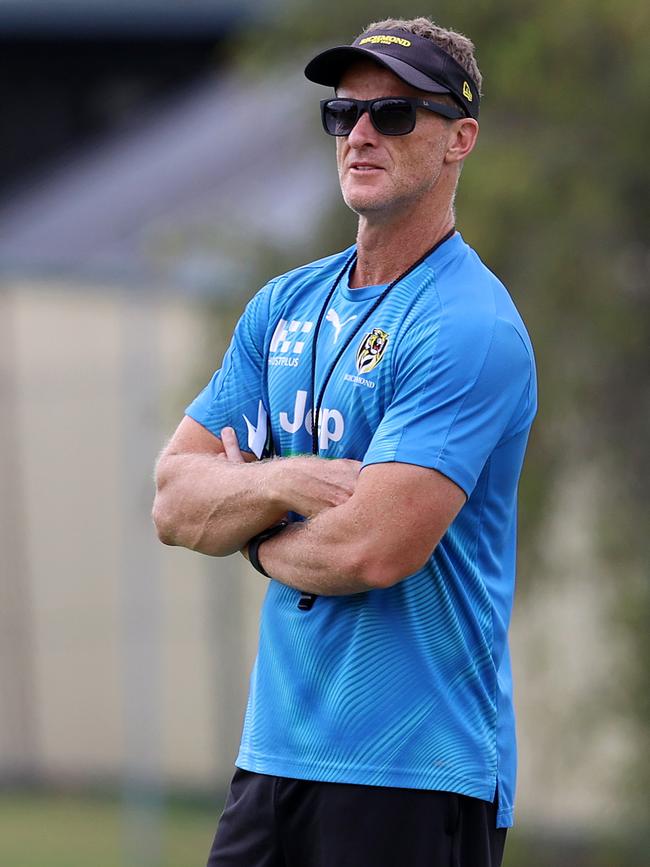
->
[360,35,412,47]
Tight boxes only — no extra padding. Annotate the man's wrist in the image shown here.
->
[247,521,288,578]
[260,457,291,513]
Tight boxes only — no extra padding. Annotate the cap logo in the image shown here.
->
[359,34,411,48]
[462,81,473,101]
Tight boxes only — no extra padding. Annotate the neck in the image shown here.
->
[350,200,455,288]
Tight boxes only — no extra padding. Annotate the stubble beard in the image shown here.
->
[340,162,445,224]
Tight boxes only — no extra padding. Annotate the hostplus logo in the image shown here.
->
[268,318,314,367]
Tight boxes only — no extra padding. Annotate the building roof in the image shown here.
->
[0,69,337,296]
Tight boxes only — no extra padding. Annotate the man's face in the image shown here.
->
[335,60,456,220]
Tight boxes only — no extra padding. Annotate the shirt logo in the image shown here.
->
[325,308,357,344]
[344,372,376,390]
[279,390,344,451]
[243,401,268,459]
[269,317,314,367]
[356,328,389,374]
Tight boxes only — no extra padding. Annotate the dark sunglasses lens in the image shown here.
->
[323,100,359,135]
[372,99,415,135]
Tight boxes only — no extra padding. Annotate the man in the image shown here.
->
[153,16,537,867]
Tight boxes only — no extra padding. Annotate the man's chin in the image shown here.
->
[342,191,391,217]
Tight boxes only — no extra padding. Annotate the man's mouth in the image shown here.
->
[349,162,384,172]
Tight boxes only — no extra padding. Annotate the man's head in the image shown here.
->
[305,18,482,222]
[306,18,482,120]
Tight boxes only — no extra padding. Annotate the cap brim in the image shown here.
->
[305,46,451,95]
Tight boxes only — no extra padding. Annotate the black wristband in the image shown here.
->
[247,521,288,578]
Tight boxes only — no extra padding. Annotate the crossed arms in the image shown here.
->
[153,415,466,595]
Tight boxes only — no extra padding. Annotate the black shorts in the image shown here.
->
[207,768,507,867]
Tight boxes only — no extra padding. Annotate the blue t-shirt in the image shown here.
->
[186,232,537,828]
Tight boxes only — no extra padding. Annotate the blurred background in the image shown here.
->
[0,1,648,865]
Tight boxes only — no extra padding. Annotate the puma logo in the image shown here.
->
[326,308,357,344]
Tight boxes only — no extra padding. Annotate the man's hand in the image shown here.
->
[219,426,361,519]
[218,427,246,463]
[270,455,361,518]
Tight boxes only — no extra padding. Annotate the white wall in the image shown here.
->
[0,281,265,792]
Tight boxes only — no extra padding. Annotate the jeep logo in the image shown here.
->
[279,390,344,451]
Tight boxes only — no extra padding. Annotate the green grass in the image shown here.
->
[0,791,221,867]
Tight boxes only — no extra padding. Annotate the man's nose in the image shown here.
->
[347,108,379,146]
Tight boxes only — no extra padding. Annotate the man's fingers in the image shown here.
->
[221,427,245,463]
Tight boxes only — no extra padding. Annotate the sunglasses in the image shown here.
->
[320,97,465,137]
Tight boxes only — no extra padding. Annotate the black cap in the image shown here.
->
[305,28,479,120]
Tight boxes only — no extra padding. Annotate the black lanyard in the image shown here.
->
[298,227,456,611]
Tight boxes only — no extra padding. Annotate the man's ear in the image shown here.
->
[444,118,479,164]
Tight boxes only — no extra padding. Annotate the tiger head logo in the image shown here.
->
[356,328,389,375]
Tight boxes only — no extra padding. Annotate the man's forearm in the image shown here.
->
[248,503,375,595]
[154,453,286,556]
[245,461,466,596]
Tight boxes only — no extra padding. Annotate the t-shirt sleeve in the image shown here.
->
[362,315,536,497]
[185,284,273,458]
